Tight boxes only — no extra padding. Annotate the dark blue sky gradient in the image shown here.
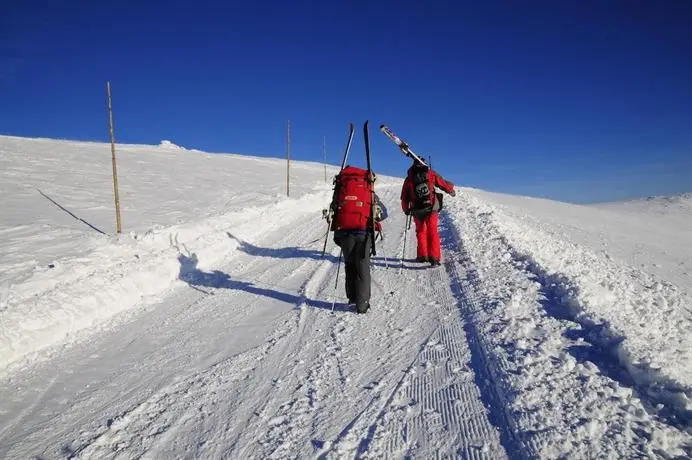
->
[1,1,691,202]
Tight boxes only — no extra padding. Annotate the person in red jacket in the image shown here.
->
[400,159,456,266]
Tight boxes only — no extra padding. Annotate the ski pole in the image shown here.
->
[331,249,343,312]
[364,121,376,257]
[401,214,411,269]
[401,228,407,269]
[321,226,330,257]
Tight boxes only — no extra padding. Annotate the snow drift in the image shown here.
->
[158,139,187,150]
[447,189,691,456]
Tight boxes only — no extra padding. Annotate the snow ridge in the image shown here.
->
[448,194,691,457]
[0,190,329,377]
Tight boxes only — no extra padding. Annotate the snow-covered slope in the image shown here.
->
[591,193,692,289]
[0,135,690,458]
[596,192,692,215]
[0,135,339,374]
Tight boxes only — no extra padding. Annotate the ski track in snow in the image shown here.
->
[344,264,508,460]
[2,186,690,458]
[1,212,324,458]
[0,185,510,460]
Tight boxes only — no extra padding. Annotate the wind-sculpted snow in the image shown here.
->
[158,139,187,150]
[447,189,691,457]
[457,190,692,398]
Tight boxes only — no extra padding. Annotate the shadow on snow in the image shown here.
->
[226,232,341,263]
[37,188,108,235]
[177,252,353,313]
[226,231,422,271]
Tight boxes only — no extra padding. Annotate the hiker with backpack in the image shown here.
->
[400,158,455,266]
[329,166,387,314]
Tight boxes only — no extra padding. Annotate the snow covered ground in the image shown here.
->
[447,191,691,457]
[0,135,338,375]
[0,135,690,458]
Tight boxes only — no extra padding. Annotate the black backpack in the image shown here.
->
[412,166,433,210]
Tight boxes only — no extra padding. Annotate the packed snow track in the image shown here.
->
[0,184,510,459]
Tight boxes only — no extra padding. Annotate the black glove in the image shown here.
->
[449,189,456,197]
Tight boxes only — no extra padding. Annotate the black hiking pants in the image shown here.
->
[335,231,372,313]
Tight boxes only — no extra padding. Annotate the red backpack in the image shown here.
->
[331,166,373,232]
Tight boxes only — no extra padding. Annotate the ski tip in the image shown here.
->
[379,124,386,130]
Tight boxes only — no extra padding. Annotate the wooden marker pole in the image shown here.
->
[106,81,122,234]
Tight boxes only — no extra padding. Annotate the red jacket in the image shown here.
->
[400,167,455,213]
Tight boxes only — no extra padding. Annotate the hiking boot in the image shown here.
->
[429,258,441,266]
[356,302,370,314]
[415,256,428,263]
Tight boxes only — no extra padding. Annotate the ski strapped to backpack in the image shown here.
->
[321,122,379,255]
[364,120,376,256]
[321,123,355,257]
[380,125,428,166]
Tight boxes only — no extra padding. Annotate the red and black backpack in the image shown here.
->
[408,164,443,217]
[330,166,373,231]
[411,165,433,210]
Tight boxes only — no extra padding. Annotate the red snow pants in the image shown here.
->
[413,211,441,261]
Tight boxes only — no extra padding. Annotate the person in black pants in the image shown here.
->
[333,194,387,314]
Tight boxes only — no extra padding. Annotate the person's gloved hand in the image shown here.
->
[449,189,456,197]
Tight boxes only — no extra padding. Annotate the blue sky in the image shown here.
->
[1,1,691,203]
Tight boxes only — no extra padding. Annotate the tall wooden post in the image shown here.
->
[323,136,327,183]
[286,120,291,197]
[107,81,122,234]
